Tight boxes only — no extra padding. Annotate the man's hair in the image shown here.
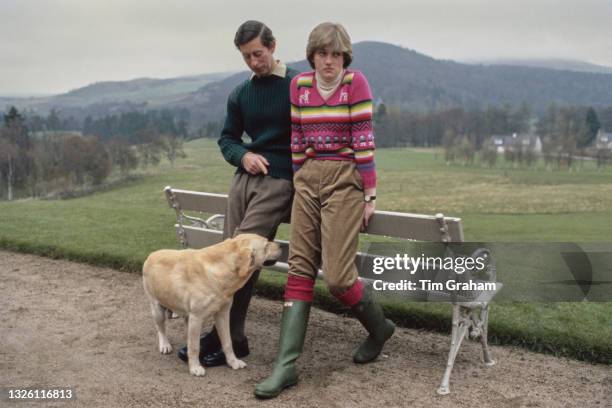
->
[306,22,352,69]
[234,20,275,49]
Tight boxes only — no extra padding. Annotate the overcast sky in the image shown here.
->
[1,0,611,95]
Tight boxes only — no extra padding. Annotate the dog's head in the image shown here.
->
[232,234,282,278]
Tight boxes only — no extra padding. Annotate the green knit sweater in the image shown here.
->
[218,67,299,181]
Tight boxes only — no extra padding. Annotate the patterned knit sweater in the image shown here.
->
[290,69,376,189]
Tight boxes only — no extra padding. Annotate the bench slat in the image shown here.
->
[179,225,224,248]
[166,188,228,214]
[367,211,463,242]
[178,226,291,263]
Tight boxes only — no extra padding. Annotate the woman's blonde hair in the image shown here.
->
[306,22,353,69]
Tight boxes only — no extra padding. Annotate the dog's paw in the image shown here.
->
[189,365,206,376]
[227,358,247,370]
[159,342,173,354]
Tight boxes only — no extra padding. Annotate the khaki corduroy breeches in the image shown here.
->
[288,160,364,293]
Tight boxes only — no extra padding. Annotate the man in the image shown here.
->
[178,20,299,366]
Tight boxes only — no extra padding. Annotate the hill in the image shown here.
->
[61,73,232,104]
[170,42,612,126]
[0,72,233,117]
[469,58,612,75]
[4,42,612,126]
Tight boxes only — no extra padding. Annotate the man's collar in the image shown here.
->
[250,61,287,80]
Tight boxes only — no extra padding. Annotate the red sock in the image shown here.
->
[284,274,315,302]
[333,279,364,307]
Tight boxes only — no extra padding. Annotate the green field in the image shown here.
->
[1,138,610,363]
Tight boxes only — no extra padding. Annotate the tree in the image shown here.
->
[373,102,394,147]
[579,107,601,148]
[0,136,17,200]
[61,136,111,186]
[25,112,46,133]
[28,136,62,197]
[504,144,517,166]
[540,136,556,169]
[61,136,87,185]
[510,102,531,134]
[4,106,23,127]
[136,135,164,169]
[176,119,189,138]
[159,134,186,168]
[597,106,612,130]
[523,144,537,168]
[457,135,476,166]
[479,138,498,168]
[595,148,609,171]
[0,107,31,200]
[107,138,139,176]
[47,109,61,131]
[82,137,111,185]
[442,129,457,165]
[537,103,558,140]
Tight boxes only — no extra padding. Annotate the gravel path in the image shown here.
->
[1,250,609,408]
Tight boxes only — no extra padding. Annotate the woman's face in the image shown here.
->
[313,45,344,82]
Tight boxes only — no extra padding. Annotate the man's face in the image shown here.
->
[239,37,276,77]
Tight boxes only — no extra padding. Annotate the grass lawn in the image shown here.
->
[1,138,610,363]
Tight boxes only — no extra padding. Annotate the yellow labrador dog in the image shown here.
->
[142,233,281,376]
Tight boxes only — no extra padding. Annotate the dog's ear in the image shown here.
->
[236,247,254,278]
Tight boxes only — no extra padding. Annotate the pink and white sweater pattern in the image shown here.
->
[290,69,376,189]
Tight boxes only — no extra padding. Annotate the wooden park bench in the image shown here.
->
[164,185,500,395]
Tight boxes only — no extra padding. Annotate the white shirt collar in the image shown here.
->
[250,61,287,80]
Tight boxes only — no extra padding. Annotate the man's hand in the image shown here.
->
[241,152,269,175]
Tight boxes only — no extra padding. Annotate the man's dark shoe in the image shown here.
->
[177,331,219,363]
[202,339,249,366]
[177,335,249,367]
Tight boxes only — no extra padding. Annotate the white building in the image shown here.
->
[491,133,542,154]
[594,129,612,150]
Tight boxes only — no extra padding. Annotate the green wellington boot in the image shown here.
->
[351,289,395,364]
[254,300,311,399]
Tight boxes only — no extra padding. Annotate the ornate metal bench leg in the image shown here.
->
[479,305,496,366]
[437,305,469,395]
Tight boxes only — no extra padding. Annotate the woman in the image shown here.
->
[254,22,394,399]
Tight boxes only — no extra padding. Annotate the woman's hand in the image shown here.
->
[362,200,376,232]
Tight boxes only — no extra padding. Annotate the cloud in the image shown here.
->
[1,0,611,94]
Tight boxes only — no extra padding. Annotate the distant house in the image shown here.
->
[491,133,542,154]
[593,129,612,150]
